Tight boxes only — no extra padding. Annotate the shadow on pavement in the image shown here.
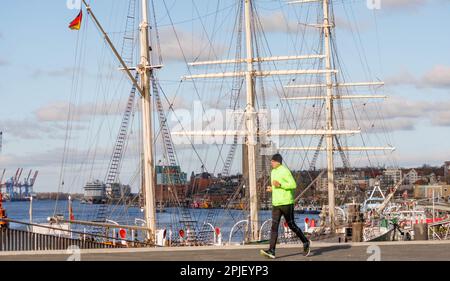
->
[274,244,352,259]
[309,245,352,257]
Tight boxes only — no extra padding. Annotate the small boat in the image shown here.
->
[364,227,395,242]
[363,218,398,242]
[295,205,322,215]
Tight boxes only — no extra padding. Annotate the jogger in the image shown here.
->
[260,153,311,259]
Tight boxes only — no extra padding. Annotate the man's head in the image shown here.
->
[271,153,283,168]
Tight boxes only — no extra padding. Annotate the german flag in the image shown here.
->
[69,10,83,30]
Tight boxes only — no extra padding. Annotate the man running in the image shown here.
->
[260,153,311,259]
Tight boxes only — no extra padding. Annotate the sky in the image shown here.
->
[1,0,450,193]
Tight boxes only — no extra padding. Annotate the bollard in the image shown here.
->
[413,223,428,240]
[352,222,363,242]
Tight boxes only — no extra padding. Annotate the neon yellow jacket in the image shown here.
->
[271,165,297,206]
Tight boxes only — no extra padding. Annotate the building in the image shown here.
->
[429,173,437,184]
[189,171,213,195]
[108,183,131,199]
[414,184,450,199]
[156,165,187,185]
[242,143,272,183]
[155,165,188,206]
[404,169,419,185]
[444,161,450,182]
[381,168,402,190]
[315,174,328,191]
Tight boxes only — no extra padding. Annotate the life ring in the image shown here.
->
[399,221,407,228]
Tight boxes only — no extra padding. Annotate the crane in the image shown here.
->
[375,174,408,215]
[0,169,5,194]
[23,170,38,198]
[3,168,38,200]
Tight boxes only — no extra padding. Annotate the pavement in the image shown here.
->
[1,240,450,261]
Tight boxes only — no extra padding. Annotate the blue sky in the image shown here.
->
[1,0,450,193]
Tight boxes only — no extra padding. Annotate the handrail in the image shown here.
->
[228,220,248,244]
[259,219,272,241]
[0,218,152,247]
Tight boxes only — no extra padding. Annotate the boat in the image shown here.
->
[82,180,107,204]
[364,226,395,242]
[294,205,322,215]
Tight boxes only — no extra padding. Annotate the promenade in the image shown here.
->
[1,240,449,261]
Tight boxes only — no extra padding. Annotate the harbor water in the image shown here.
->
[2,200,319,244]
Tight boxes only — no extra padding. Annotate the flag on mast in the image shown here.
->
[69,10,83,30]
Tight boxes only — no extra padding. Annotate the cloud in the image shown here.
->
[385,69,417,85]
[259,13,352,33]
[0,117,87,140]
[0,119,54,139]
[422,65,450,88]
[257,11,366,36]
[431,111,450,127]
[259,11,298,34]
[31,67,80,79]
[381,0,429,9]
[35,102,72,122]
[282,95,450,134]
[35,100,125,122]
[386,65,450,89]
[158,27,226,62]
[362,97,450,130]
[352,97,450,130]
[0,58,9,67]
[333,16,371,32]
[0,147,111,169]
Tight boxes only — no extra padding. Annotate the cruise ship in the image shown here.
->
[82,180,106,204]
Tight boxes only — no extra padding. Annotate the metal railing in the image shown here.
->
[0,227,118,252]
[428,218,450,240]
[0,217,155,250]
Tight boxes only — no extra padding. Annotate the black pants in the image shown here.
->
[269,204,308,251]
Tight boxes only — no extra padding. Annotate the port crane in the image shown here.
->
[0,169,6,194]
[3,168,38,201]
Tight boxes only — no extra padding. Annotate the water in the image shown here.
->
[2,200,319,244]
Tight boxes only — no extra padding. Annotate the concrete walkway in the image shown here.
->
[1,240,450,261]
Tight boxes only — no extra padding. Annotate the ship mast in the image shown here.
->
[285,0,393,233]
[139,0,157,241]
[323,0,336,233]
[243,0,259,242]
